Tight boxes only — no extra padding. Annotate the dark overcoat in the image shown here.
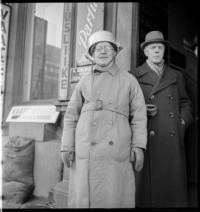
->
[133,62,193,207]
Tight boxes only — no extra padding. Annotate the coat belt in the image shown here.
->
[81,100,129,118]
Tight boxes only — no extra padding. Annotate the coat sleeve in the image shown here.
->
[129,76,147,150]
[177,71,193,127]
[61,79,84,152]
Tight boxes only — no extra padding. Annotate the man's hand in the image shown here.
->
[130,147,144,172]
[61,151,75,168]
[180,118,186,126]
[146,104,158,118]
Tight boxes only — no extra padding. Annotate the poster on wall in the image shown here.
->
[75,3,104,66]
[1,3,11,119]
[6,105,59,123]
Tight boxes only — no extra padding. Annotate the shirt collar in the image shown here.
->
[146,59,165,75]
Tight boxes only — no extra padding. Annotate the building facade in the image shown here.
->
[1,2,198,207]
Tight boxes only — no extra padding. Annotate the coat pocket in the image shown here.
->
[108,117,132,162]
[75,114,91,159]
[108,139,131,162]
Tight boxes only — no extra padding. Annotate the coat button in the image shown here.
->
[109,140,114,145]
[168,94,174,100]
[169,112,175,118]
[149,95,155,100]
[96,100,103,110]
[169,131,176,136]
[108,120,113,125]
[149,130,155,136]
[91,141,96,146]
[92,121,97,126]
[97,104,102,110]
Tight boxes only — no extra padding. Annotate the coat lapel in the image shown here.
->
[151,65,177,95]
[135,63,158,86]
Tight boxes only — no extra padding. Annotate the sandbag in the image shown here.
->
[3,136,35,185]
[2,136,35,205]
[2,181,34,204]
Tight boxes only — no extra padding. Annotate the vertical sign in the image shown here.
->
[1,3,11,122]
[75,3,104,66]
[58,3,73,101]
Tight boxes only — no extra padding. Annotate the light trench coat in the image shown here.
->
[61,62,147,208]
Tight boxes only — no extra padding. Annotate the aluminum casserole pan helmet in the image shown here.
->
[88,30,123,56]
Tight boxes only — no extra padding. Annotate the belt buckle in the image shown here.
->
[95,100,103,111]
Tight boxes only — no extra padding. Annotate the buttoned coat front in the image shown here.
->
[133,62,193,207]
[61,63,147,208]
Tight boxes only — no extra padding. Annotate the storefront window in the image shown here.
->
[30,3,64,100]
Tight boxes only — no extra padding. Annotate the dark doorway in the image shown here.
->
[137,1,168,66]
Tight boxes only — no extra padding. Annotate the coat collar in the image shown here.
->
[136,62,177,94]
[152,65,177,94]
[94,62,119,76]
[135,62,159,86]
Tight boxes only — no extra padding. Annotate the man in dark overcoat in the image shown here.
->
[133,31,193,207]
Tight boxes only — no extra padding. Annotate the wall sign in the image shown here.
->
[58,3,73,101]
[1,3,11,99]
[6,105,59,123]
[75,3,104,66]
[70,65,92,83]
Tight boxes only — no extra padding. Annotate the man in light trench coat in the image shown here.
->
[61,30,147,208]
[133,31,193,207]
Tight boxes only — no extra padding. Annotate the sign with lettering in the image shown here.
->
[58,3,73,101]
[75,3,104,66]
[6,105,59,123]
[70,65,92,83]
[1,4,11,97]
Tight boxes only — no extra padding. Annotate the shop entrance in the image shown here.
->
[137,1,198,207]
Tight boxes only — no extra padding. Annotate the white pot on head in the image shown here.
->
[87,30,123,56]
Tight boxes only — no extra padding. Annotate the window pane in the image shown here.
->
[31,3,64,100]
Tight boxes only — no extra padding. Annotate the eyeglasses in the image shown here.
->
[95,46,114,52]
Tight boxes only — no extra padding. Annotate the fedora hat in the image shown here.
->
[141,31,168,50]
